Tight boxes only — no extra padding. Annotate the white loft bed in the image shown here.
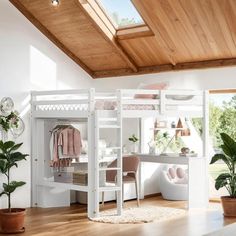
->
[31,88,209,219]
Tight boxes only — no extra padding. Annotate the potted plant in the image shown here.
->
[128,134,139,153]
[0,141,28,233]
[210,133,236,217]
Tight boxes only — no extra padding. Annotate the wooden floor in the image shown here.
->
[5,197,236,236]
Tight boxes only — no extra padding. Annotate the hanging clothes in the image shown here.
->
[58,127,82,158]
[49,125,82,168]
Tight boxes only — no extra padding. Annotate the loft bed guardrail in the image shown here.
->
[31,88,206,118]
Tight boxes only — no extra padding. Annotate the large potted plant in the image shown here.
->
[0,141,28,233]
[210,133,236,217]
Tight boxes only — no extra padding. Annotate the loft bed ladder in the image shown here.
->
[89,90,123,218]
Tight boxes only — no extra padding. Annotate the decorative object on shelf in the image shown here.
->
[171,121,176,128]
[0,97,25,141]
[128,134,139,153]
[179,147,197,157]
[181,147,190,155]
[155,120,167,128]
[155,132,170,155]
[148,139,156,154]
[210,133,236,217]
[175,118,183,137]
[0,141,29,234]
[175,118,191,137]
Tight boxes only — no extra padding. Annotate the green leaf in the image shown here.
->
[3,181,26,194]
[221,133,235,149]
[9,152,28,163]
[221,133,236,157]
[221,144,234,158]
[0,159,7,173]
[0,153,7,160]
[215,178,228,190]
[215,173,232,190]
[7,162,18,169]
[0,140,3,150]
[210,154,230,165]
[215,173,232,181]
[0,191,8,197]
[3,141,15,150]
[9,143,23,152]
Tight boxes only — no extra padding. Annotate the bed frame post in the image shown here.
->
[31,92,38,208]
[116,89,123,215]
[88,88,97,219]
[203,90,209,206]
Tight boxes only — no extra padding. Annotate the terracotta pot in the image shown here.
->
[0,208,26,234]
[221,196,236,217]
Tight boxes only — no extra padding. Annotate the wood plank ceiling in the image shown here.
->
[10,0,236,78]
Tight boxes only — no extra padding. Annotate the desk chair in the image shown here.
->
[102,155,140,207]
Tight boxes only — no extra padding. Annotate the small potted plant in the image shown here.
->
[0,141,28,233]
[128,134,139,153]
[210,133,236,217]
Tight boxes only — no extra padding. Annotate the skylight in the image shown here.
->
[97,0,145,29]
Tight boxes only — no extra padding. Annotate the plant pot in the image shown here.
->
[0,208,26,234]
[221,196,236,217]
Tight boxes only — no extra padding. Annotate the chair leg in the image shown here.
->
[135,176,140,207]
[102,191,105,207]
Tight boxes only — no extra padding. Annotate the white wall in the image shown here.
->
[93,66,236,90]
[0,0,92,209]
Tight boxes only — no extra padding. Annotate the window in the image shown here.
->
[96,0,145,29]
[192,90,236,199]
[209,92,236,198]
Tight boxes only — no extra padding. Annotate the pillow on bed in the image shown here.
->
[134,82,168,99]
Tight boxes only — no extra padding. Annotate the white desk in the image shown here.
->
[137,154,209,209]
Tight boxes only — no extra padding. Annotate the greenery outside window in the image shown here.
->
[192,91,236,199]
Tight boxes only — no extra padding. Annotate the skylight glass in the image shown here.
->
[97,0,144,28]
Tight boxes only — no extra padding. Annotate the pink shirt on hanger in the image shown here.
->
[58,127,82,157]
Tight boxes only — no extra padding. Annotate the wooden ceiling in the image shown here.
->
[10,0,236,78]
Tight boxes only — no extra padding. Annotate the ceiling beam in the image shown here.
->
[132,0,177,66]
[9,0,94,77]
[93,58,236,78]
[77,0,138,72]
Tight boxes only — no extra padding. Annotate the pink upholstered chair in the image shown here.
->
[102,156,140,207]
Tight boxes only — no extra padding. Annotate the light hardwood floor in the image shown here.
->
[5,197,236,236]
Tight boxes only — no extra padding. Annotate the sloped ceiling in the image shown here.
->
[10,0,236,78]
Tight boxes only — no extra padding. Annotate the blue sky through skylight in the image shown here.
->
[97,0,144,28]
